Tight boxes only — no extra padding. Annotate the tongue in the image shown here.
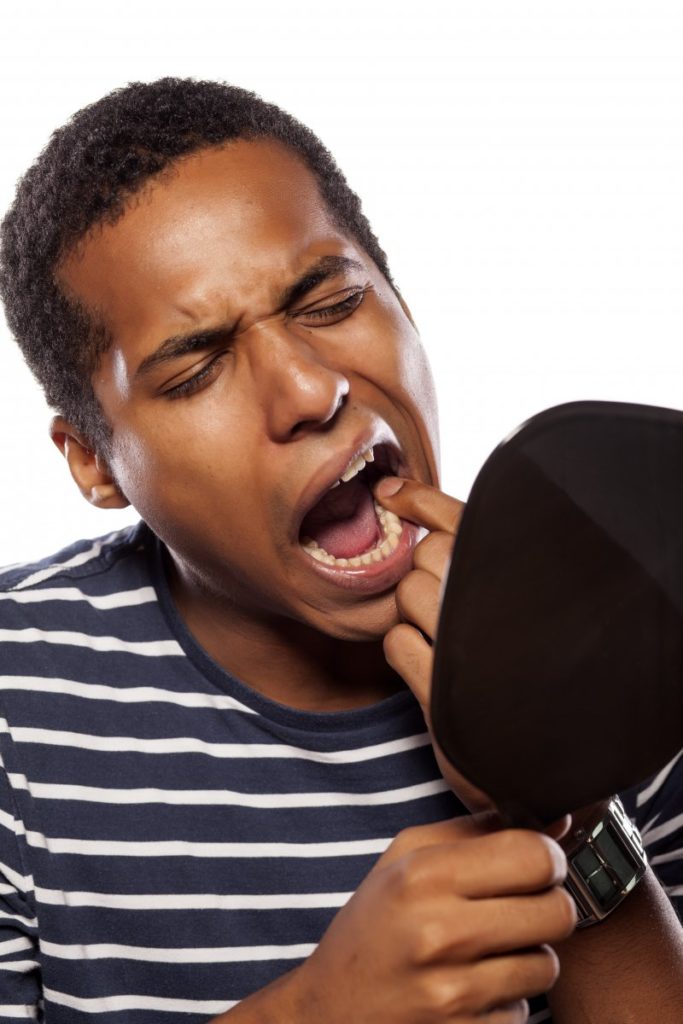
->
[301,477,381,559]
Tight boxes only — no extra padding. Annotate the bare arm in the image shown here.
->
[549,867,683,1023]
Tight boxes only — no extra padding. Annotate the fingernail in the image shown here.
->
[374,476,404,499]
[546,837,568,882]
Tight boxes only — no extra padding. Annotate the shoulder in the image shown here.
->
[0,520,181,717]
[621,752,683,912]
[622,752,683,842]
[0,520,162,652]
[0,521,152,600]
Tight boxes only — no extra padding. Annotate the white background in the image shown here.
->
[1,1,682,565]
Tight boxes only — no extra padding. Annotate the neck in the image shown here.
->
[166,556,406,712]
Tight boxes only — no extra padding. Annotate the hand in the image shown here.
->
[372,477,573,842]
[294,815,576,1023]
[373,476,491,811]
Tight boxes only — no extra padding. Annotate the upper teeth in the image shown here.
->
[331,447,375,488]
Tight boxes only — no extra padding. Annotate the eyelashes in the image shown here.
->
[164,352,227,399]
[163,286,370,400]
[293,288,367,326]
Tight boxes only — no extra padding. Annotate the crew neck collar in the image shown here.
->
[144,524,418,734]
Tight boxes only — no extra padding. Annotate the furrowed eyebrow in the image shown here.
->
[277,254,364,310]
[135,326,231,380]
[134,254,365,381]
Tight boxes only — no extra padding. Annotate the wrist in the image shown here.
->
[208,964,310,1024]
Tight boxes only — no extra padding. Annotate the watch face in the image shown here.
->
[431,400,683,828]
[571,822,638,911]
[592,824,638,890]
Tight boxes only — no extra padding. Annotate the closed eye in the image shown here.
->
[162,287,369,399]
[163,351,229,399]
[291,286,369,327]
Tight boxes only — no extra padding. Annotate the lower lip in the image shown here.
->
[296,518,422,594]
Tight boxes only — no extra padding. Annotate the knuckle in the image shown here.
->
[387,825,412,855]
[418,971,474,1017]
[443,974,478,1015]
[500,830,564,887]
[410,919,449,965]
[385,626,404,661]
[382,622,414,661]
[378,825,425,871]
[383,624,427,682]
[394,573,416,610]
[396,568,435,605]
[489,828,531,864]
[413,530,449,566]
[388,847,431,900]
[415,972,460,1018]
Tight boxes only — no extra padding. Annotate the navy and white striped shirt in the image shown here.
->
[0,523,679,1022]
[0,523,467,1021]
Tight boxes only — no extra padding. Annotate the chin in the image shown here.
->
[311,592,401,643]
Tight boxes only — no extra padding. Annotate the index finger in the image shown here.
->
[421,830,568,899]
[373,476,465,535]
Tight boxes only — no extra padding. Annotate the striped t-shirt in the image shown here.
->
[0,522,679,1023]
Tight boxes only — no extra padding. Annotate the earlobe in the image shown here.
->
[49,416,130,510]
[88,481,129,509]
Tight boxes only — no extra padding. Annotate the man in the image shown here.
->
[0,78,680,1023]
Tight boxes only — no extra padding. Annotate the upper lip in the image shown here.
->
[293,428,403,539]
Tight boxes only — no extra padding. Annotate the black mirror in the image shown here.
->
[431,401,683,829]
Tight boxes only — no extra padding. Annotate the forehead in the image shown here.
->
[58,139,352,345]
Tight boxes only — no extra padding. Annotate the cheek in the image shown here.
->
[367,294,440,477]
[108,416,256,533]
[400,341,440,469]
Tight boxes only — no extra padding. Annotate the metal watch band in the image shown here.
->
[563,795,647,928]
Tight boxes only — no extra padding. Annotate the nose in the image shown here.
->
[246,320,350,441]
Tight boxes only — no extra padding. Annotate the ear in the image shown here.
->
[50,416,130,510]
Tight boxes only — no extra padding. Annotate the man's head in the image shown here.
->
[0,77,393,455]
[0,79,440,642]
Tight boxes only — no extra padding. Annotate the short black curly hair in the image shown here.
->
[0,77,393,455]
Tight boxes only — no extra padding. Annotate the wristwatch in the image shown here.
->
[563,795,647,928]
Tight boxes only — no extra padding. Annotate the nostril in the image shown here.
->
[266,360,349,441]
[291,400,344,439]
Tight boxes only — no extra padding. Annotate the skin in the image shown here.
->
[55,139,440,711]
[50,138,683,1020]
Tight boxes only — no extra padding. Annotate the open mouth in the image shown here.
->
[298,443,404,568]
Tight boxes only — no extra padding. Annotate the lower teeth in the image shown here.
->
[301,502,403,567]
